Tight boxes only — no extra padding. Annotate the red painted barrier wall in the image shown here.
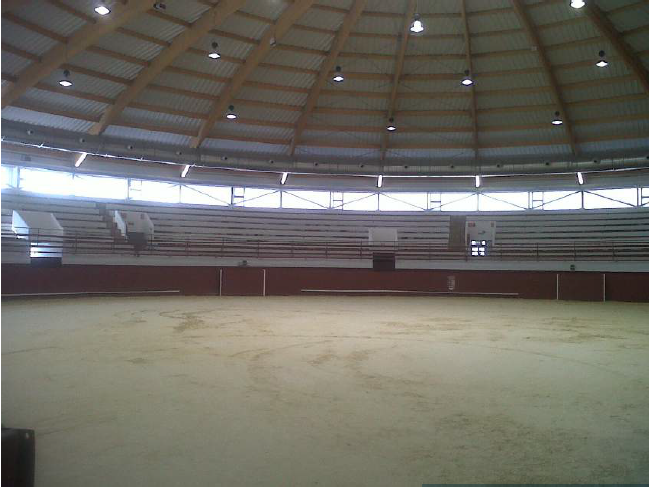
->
[2,264,648,302]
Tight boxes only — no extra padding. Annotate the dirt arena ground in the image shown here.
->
[2,296,648,486]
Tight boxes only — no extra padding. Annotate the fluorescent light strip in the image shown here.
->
[377,175,383,188]
[181,165,190,178]
[74,152,87,167]
[280,172,288,185]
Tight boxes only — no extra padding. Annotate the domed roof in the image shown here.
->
[2,0,648,175]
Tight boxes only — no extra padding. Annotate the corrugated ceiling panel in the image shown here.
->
[317,93,388,111]
[121,13,186,44]
[575,119,649,140]
[570,96,649,120]
[474,71,547,91]
[1,19,58,56]
[345,37,399,57]
[477,90,554,110]
[389,131,472,146]
[538,19,600,46]
[298,6,345,31]
[2,106,93,132]
[408,37,465,56]
[480,143,571,158]
[471,31,530,54]
[156,2,210,24]
[396,114,472,129]
[202,137,287,155]
[121,107,201,133]
[468,0,512,13]
[20,87,107,118]
[397,97,470,111]
[93,31,164,63]
[402,57,465,76]
[564,78,642,103]
[104,124,191,146]
[295,145,378,159]
[579,137,649,154]
[606,3,649,32]
[234,105,300,125]
[307,111,383,129]
[1,52,32,76]
[469,10,520,35]
[240,1,289,22]
[478,109,554,127]
[154,71,224,97]
[69,50,142,80]
[247,66,314,89]
[353,16,401,35]
[215,122,293,141]
[388,148,472,159]
[237,85,307,107]
[625,30,649,52]
[474,51,540,73]
[263,47,324,72]
[218,15,269,43]
[480,127,563,145]
[136,89,212,116]
[280,30,333,52]
[15,3,85,37]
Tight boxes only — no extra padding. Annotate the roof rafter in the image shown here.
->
[1,0,152,109]
[1,0,29,14]
[380,0,418,160]
[583,1,649,94]
[191,0,316,149]
[88,0,246,136]
[288,0,367,156]
[460,0,478,158]
[511,0,577,155]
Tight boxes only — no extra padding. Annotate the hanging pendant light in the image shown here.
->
[208,41,221,60]
[94,1,110,15]
[332,66,344,83]
[386,117,397,132]
[461,69,474,86]
[225,105,237,120]
[551,111,563,125]
[570,0,585,9]
[59,69,73,87]
[596,50,608,67]
[410,13,424,34]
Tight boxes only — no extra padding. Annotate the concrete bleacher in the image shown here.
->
[1,190,648,262]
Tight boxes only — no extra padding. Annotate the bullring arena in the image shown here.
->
[1,0,649,485]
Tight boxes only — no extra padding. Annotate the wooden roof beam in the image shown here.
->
[288,0,367,156]
[460,0,478,158]
[511,0,578,155]
[380,0,418,160]
[191,0,316,149]
[1,0,151,109]
[89,0,246,136]
[583,1,649,94]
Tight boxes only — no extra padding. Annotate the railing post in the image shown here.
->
[611,240,616,261]
[573,241,577,261]
[536,243,539,261]
[325,241,328,259]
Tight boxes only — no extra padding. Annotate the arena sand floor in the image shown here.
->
[2,296,648,486]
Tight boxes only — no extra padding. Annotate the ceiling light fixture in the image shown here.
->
[570,0,585,8]
[386,117,396,132]
[551,111,563,125]
[461,69,474,86]
[280,172,288,185]
[94,2,110,15]
[59,69,72,87]
[332,66,344,83]
[596,50,608,67]
[225,105,237,120]
[576,172,584,185]
[208,41,221,60]
[181,165,190,178]
[410,13,424,34]
[74,152,87,167]
[377,175,383,188]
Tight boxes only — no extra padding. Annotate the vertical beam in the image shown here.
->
[191,0,316,149]
[380,0,417,160]
[511,0,578,155]
[89,0,247,136]
[1,0,152,108]
[460,0,478,158]
[583,1,649,94]
[288,0,367,156]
